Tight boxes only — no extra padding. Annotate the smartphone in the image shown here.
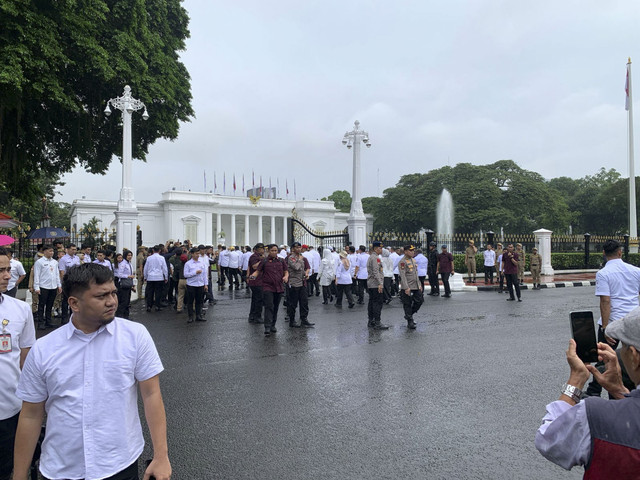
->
[570,311,598,363]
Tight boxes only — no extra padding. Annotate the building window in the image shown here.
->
[184,222,198,244]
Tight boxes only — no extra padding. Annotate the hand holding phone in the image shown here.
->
[570,311,598,363]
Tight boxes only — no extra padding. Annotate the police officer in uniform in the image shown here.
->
[516,243,526,285]
[398,245,424,329]
[530,247,542,290]
[427,241,439,296]
[366,241,388,330]
[464,240,478,283]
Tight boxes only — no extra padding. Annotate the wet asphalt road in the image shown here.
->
[132,286,598,480]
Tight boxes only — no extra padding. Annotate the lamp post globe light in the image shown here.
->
[342,120,370,248]
[104,85,148,261]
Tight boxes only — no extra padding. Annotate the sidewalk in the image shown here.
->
[462,269,597,292]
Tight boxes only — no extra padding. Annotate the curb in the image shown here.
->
[474,280,596,292]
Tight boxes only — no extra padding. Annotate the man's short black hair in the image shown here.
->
[42,245,53,252]
[0,247,7,257]
[62,263,114,298]
[66,243,77,249]
[97,249,106,256]
[348,246,356,253]
[603,239,622,257]
[266,244,278,250]
[153,245,161,253]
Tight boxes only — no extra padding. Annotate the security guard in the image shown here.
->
[530,247,542,289]
[516,243,526,285]
[464,240,478,283]
[398,245,424,329]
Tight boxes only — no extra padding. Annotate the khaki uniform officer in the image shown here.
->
[464,240,478,283]
[516,243,525,285]
[398,245,424,329]
[530,248,542,290]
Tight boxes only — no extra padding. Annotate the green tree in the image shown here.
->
[0,0,194,201]
[321,190,352,213]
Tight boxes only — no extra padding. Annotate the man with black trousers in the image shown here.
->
[247,243,265,323]
[503,243,522,302]
[143,245,168,312]
[427,241,439,296]
[286,242,314,328]
[184,247,208,323]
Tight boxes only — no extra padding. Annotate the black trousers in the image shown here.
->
[321,285,332,302]
[116,286,132,319]
[145,280,164,308]
[440,272,451,296]
[186,285,205,319]
[307,273,319,296]
[356,279,367,302]
[401,289,424,318]
[393,274,400,295]
[498,272,505,291]
[505,273,520,299]
[484,266,495,283]
[367,288,384,322]
[61,292,70,323]
[427,270,439,294]
[336,283,354,306]
[287,286,309,321]
[262,291,282,329]
[227,268,240,287]
[0,412,19,480]
[218,266,228,286]
[37,288,57,325]
[44,459,139,480]
[249,285,264,320]
[383,277,393,302]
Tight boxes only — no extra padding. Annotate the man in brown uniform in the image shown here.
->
[367,241,388,330]
[464,240,478,283]
[516,243,525,285]
[398,245,424,329]
[530,247,542,290]
[286,242,314,328]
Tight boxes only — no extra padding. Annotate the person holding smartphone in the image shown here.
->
[535,309,640,475]
[586,239,640,397]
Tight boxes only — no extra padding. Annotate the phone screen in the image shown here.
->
[570,311,598,363]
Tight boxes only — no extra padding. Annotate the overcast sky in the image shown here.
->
[59,0,640,205]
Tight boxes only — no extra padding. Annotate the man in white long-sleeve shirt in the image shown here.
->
[33,245,61,330]
[143,245,168,312]
[184,248,208,323]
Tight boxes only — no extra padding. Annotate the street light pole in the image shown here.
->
[342,120,371,247]
[104,85,148,256]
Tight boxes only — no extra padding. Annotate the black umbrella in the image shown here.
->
[27,227,71,240]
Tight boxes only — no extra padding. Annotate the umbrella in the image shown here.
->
[27,227,70,240]
[0,235,15,246]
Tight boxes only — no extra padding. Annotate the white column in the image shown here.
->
[244,214,250,245]
[258,215,263,242]
[282,216,288,244]
[231,213,236,246]
[271,216,276,244]
[216,213,222,244]
[534,228,554,276]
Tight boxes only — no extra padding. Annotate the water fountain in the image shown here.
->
[436,189,466,292]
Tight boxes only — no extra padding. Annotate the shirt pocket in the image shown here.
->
[103,360,135,391]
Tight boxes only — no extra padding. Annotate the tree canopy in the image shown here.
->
[323,161,636,235]
[0,0,194,200]
[321,190,352,213]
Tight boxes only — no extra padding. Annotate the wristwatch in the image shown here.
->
[561,383,583,403]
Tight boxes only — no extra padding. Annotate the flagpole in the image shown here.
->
[628,58,638,248]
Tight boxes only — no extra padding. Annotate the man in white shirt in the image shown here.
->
[58,244,81,324]
[33,245,62,330]
[586,239,640,397]
[241,246,252,289]
[92,249,113,270]
[0,248,36,479]
[14,262,171,480]
[217,246,229,289]
[184,247,208,323]
[278,245,288,259]
[143,245,169,312]
[226,246,241,289]
[483,244,496,285]
[353,245,369,304]
[5,249,26,298]
[81,244,93,263]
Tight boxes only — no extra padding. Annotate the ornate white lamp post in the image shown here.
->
[342,120,371,247]
[104,85,148,256]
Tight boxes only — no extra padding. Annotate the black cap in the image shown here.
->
[403,244,415,251]
[372,241,383,248]
[441,245,448,249]
[254,242,265,250]
[291,241,302,247]
[429,241,437,247]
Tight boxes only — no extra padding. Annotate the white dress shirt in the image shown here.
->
[115,260,134,279]
[414,253,428,277]
[92,259,113,271]
[218,250,230,267]
[184,259,207,287]
[595,258,640,326]
[0,295,36,420]
[228,250,241,269]
[355,253,368,280]
[143,253,168,281]
[242,251,252,271]
[8,258,26,291]
[58,253,81,274]
[483,250,496,267]
[16,317,164,480]
[33,257,61,291]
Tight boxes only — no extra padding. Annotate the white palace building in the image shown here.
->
[70,189,374,248]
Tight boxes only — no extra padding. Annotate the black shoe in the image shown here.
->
[301,320,315,327]
[335,303,342,308]
[322,300,328,305]
[196,317,207,322]
[146,307,152,312]
[506,298,515,301]
[155,307,163,312]
[443,294,451,298]
[289,322,301,328]
[348,303,355,309]
[367,319,375,327]
[408,320,417,329]
[315,292,320,296]
[270,326,277,333]
[433,292,440,296]
[374,322,390,330]
[357,300,364,305]
[264,330,271,336]
[517,298,522,302]
[187,317,194,323]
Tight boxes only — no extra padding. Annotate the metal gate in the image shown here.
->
[288,217,349,249]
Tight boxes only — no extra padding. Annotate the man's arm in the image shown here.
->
[139,375,171,480]
[19,347,30,369]
[599,295,611,329]
[13,401,45,480]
